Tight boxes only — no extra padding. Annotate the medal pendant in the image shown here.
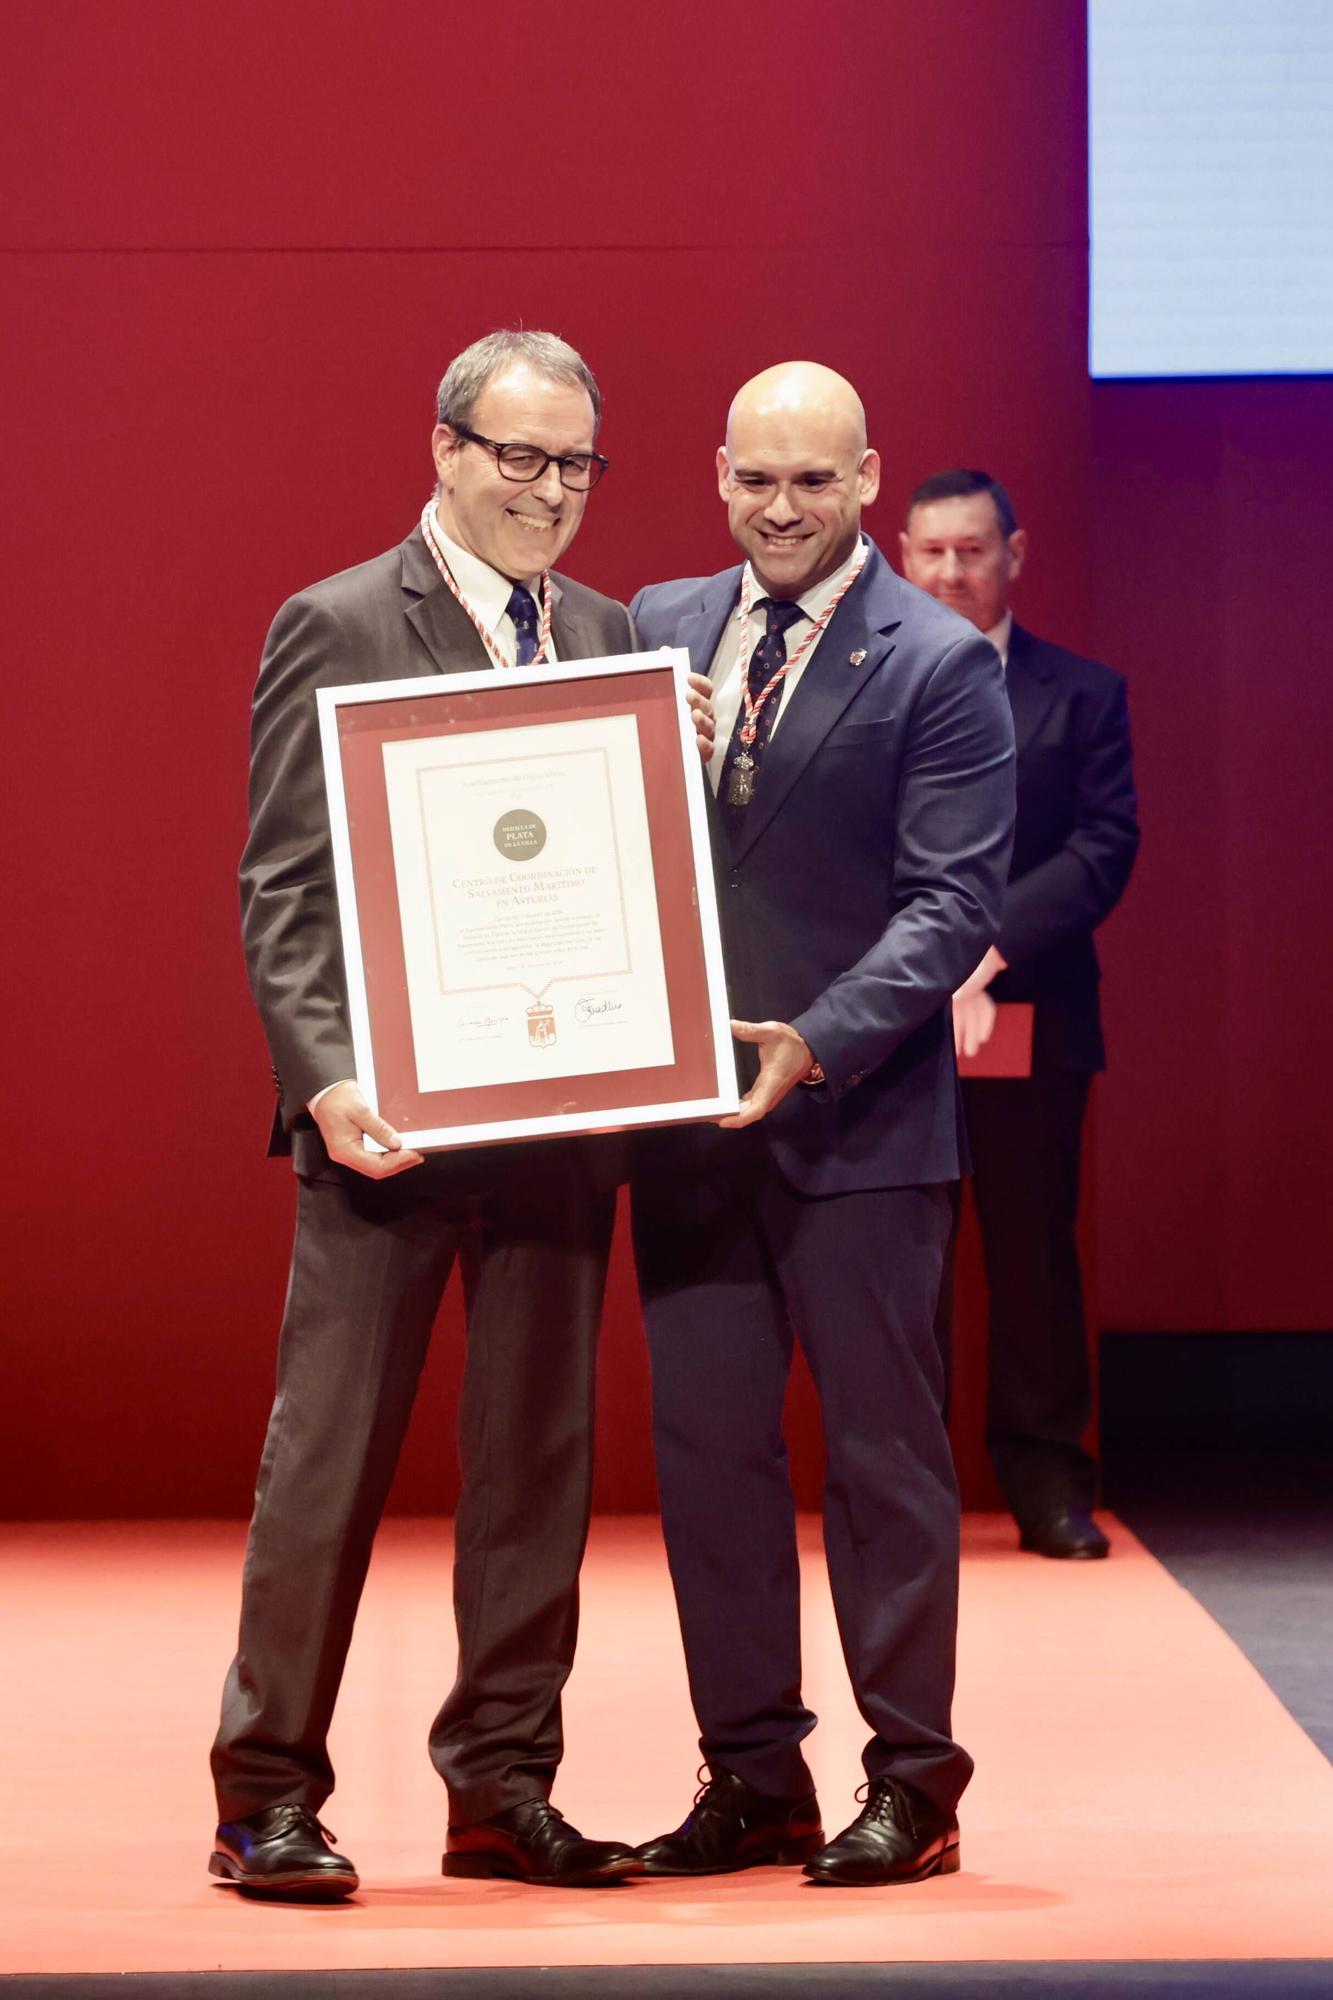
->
[727,751,755,808]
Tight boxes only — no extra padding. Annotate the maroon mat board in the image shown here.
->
[334,666,723,1136]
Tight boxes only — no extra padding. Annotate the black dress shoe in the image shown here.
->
[443,1798,640,1886]
[209,1804,359,1898]
[1018,1505,1110,1560]
[637,1768,824,1876]
[803,1778,959,1887]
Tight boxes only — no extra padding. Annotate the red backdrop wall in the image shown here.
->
[1089,381,1333,1332]
[4,2,1327,1519]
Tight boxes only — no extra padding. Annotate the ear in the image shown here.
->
[898,527,914,577]
[1006,527,1029,583]
[857,448,882,506]
[432,423,462,494]
[715,445,731,502]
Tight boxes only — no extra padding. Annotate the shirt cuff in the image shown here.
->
[307,1079,354,1113]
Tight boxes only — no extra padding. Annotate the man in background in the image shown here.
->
[901,469,1140,1560]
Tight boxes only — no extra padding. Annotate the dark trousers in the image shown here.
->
[631,1133,972,1817]
[211,1151,614,1827]
[962,1070,1096,1520]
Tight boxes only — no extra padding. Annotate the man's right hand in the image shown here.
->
[719,1019,816,1127]
[309,1081,425,1178]
[952,990,998,1059]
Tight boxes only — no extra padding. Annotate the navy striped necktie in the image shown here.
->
[719,597,805,817]
[506,583,540,666]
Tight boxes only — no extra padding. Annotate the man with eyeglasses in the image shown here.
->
[211,329,710,1899]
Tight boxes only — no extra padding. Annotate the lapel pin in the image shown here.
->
[849,649,867,666]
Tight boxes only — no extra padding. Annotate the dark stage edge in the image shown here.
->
[5,1968,1333,1999]
[1101,1331,1333,1764]
[1107,1446,1333,1763]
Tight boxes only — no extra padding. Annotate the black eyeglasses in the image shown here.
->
[451,424,609,491]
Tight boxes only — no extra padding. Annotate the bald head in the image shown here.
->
[718,361,879,597]
[726,361,868,457]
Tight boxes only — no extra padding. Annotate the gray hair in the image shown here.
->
[436,329,602,435]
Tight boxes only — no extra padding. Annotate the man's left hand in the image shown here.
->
[719,1019,816,1127]
[686,672,716,761]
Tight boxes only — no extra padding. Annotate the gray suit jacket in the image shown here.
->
[241,525,635,1157]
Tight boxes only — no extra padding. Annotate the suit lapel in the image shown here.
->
[400,530,499,676]
[550,580,611,664]
[727,546,903,862]
[1005,621,1057,756]
[676,566,745,684]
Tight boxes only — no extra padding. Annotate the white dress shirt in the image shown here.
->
[430,517,558,666]
[707,537,867,796]
[985,607,1013,671]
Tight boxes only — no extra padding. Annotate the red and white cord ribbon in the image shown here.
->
[734,542,868,748]
[419,502,553,669]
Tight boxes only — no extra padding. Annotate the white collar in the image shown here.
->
[985,607,1013,668]
[740,534,867,625]
[430,514,541,632]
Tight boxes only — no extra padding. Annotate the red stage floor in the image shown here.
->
[3,1515,1332,1977]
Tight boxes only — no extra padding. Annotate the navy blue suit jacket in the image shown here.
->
[986,623,1139,1072]
[631,541,1015,1193]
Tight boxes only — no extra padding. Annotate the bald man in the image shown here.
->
[628,365,1015,1886]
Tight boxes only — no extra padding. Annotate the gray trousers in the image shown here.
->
[212,1148,614,1826]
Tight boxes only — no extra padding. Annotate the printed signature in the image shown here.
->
[575,996,625,1024]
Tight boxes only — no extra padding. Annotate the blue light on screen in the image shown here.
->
[1089,0,1333,378]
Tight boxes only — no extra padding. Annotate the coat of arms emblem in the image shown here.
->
[526,1001,556,1047]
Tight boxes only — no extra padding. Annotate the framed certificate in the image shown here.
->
[317,649,739,1149]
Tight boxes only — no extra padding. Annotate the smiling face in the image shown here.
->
[899,493,1027,633]
[431,361,596,580]
[717,363,880,598]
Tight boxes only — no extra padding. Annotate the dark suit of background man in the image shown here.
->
[629,364,1015,1888]
[211,330,674,1899]
[901,469,1140,1561]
